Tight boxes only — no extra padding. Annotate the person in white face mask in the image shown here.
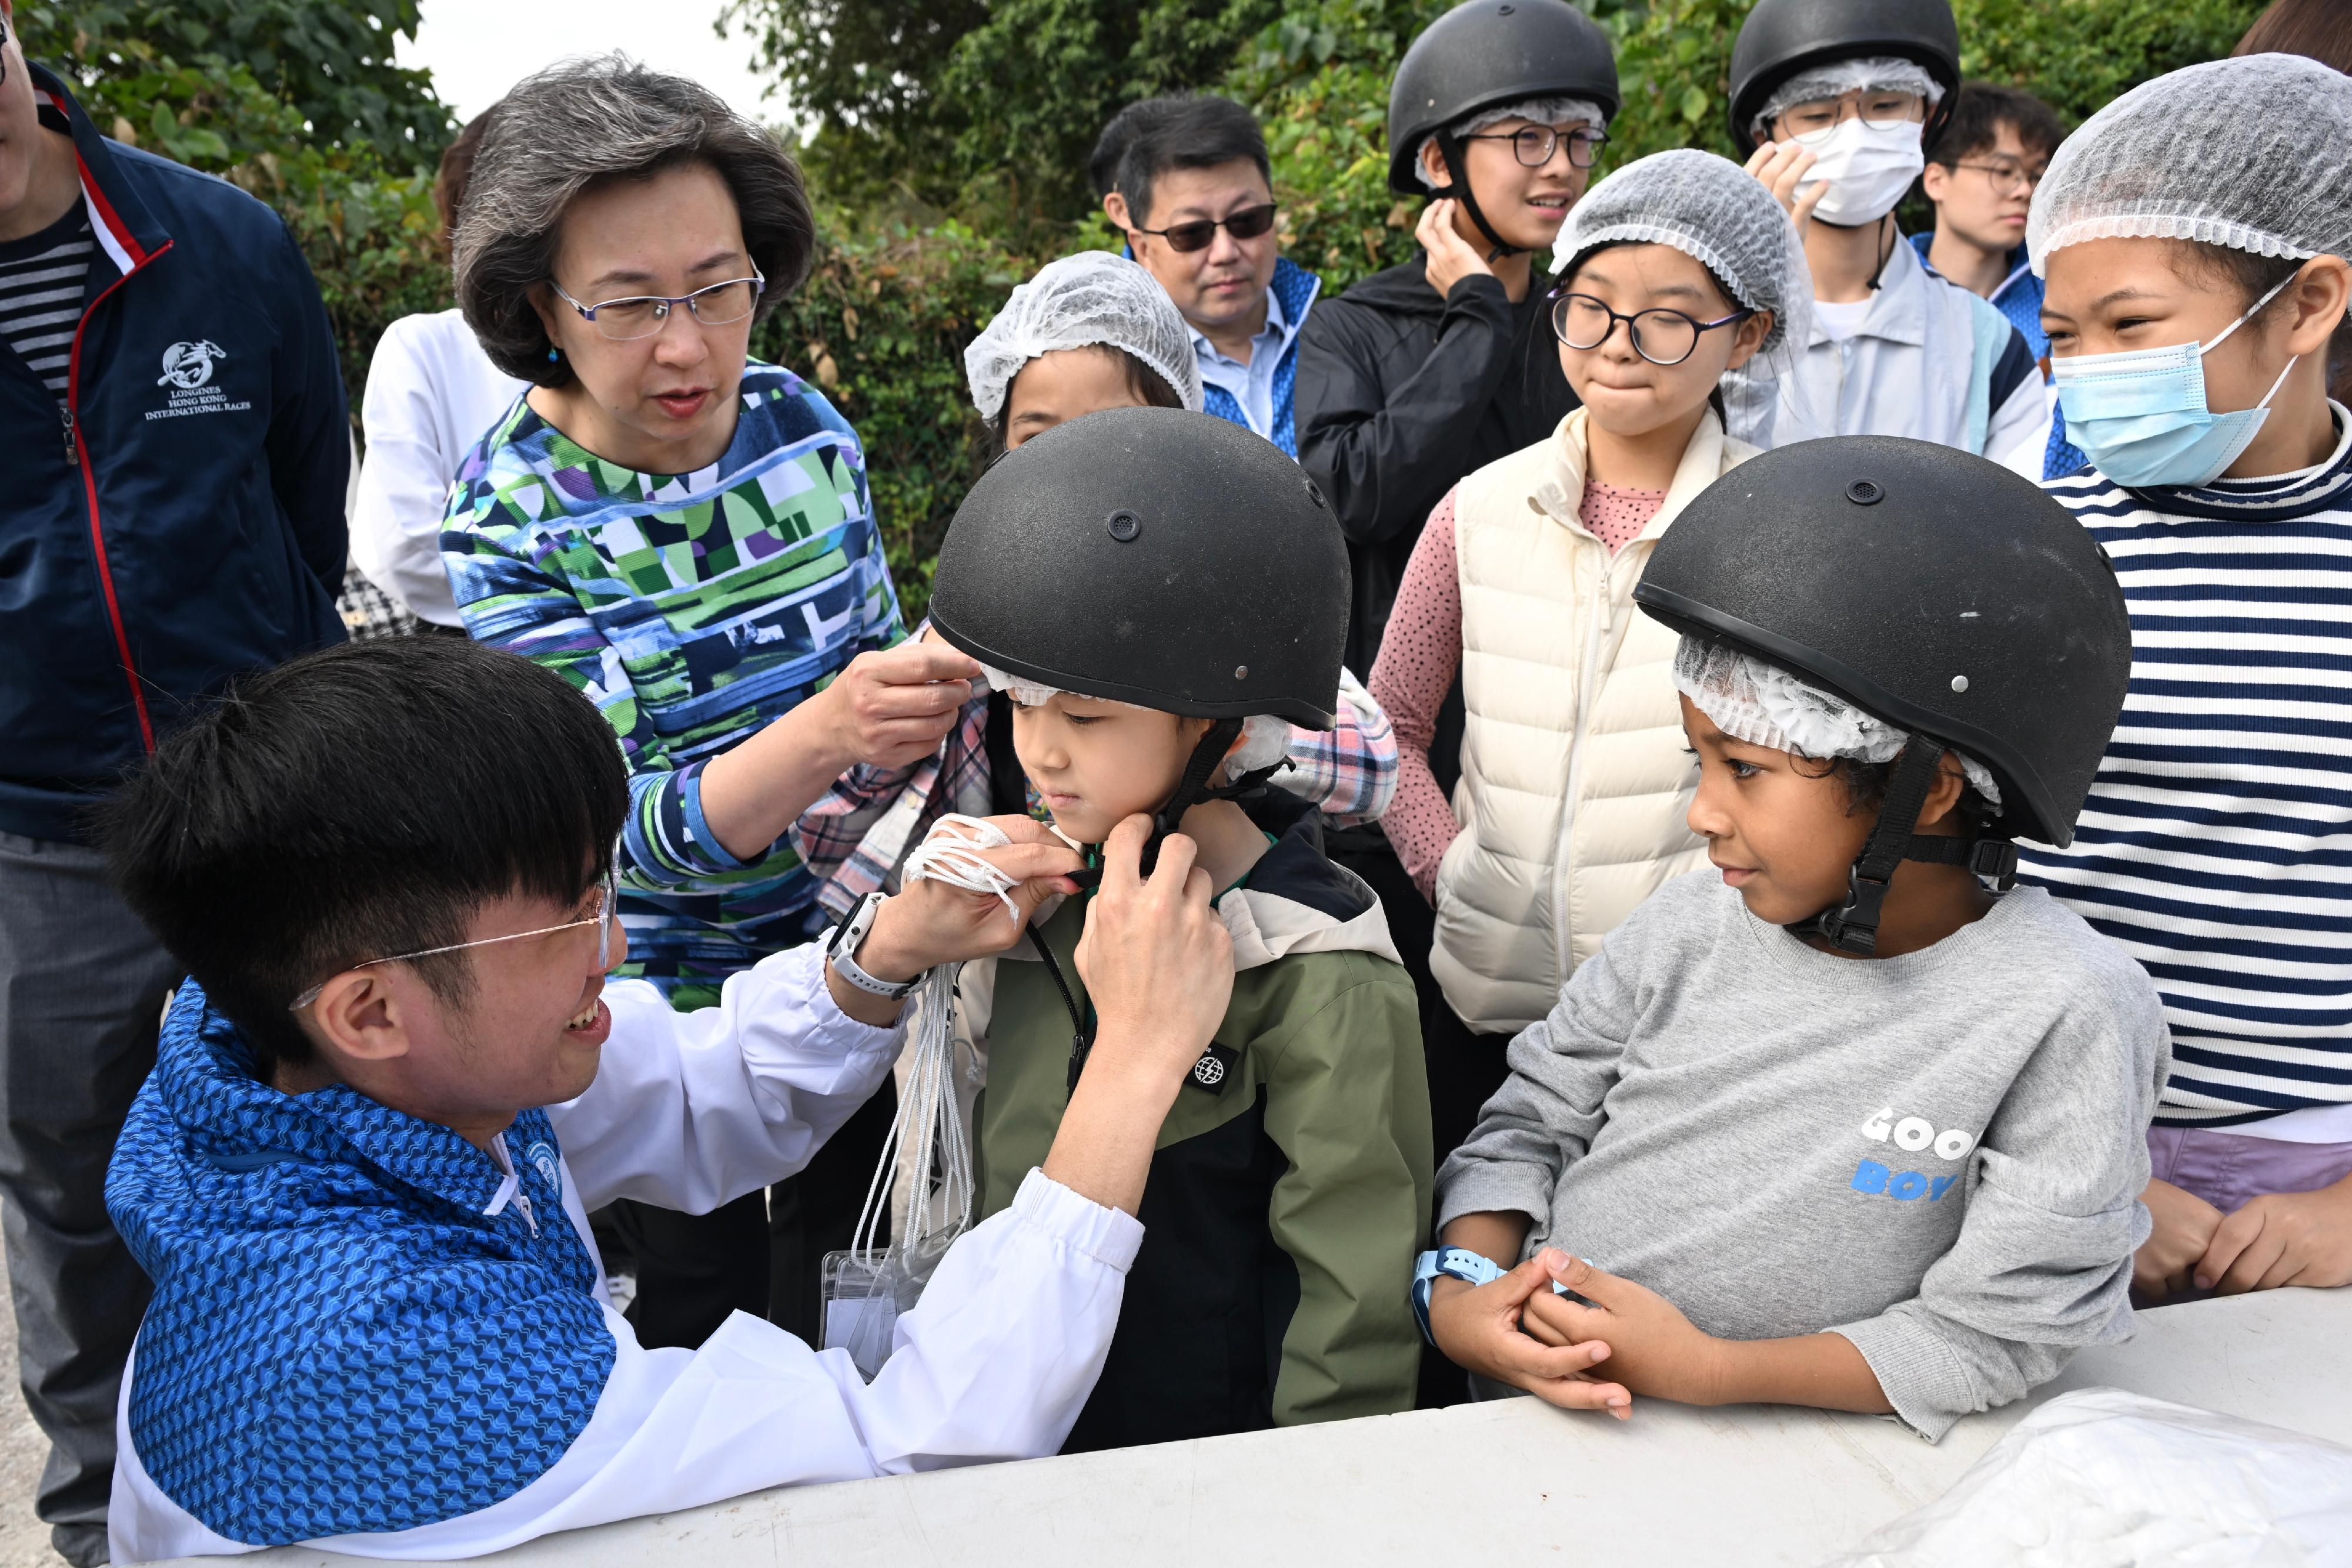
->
[1720,0,2048,467]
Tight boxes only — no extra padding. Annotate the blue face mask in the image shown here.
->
[2051,275,2300,489]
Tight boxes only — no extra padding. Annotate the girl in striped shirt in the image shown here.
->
[2017,55,2352,1303]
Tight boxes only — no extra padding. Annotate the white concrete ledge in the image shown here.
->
[142,1287,2351,1567]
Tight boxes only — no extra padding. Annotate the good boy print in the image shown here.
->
[1848,1106,1977,1203]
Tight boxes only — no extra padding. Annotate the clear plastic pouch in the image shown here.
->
[818,961,973,1382]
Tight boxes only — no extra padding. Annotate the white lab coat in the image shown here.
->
[349,309,528,627]
[109,943,1143,1561]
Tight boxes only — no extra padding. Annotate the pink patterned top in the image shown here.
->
[1369,478,1669,900]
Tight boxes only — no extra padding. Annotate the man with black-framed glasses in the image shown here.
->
[1918,82,2083,479]
[0,6,348,1560]
[1091,95,1319,457]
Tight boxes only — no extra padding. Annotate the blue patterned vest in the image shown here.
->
[106,984,614,1544]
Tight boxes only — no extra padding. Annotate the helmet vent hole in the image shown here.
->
[1106,510,1142,543]
[1846,480,1884,506]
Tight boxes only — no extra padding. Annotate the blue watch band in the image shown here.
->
[1409,1246,1504,1345]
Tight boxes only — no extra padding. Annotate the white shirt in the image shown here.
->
[350,310,529,627]
[1192,282,1295,441]
[109,942,1144,1562]
[1727,239,2050,469]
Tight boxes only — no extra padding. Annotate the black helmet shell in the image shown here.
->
[929,408,1348,730]
[1633,436,2130,848]
[1726,0,1961,154]
[1387,0,1621,196]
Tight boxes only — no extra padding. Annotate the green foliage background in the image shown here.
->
[20,0,2265,615]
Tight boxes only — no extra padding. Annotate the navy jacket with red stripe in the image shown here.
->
[3,66,348,842]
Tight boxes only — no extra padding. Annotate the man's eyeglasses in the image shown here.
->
[549,268,766,342]
[1778,91,1927,146]
[288,866,618,1012]
[1947,159,2045,197]
[1460,123,1609,170]
[1551,291,1755,367]
[1127,202,1278,254]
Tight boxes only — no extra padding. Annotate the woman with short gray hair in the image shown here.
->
[439,54,974,1354]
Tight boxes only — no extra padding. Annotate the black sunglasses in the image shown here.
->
[1128,202,1279,255]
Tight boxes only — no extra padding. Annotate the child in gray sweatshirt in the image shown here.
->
[1419,437,2170,1441]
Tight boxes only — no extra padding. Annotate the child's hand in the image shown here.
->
[1427,1249,1630,1418]
[2194,1175,2352,1294]
[1416,199,1496,300]
[2136,1177,2225,1302]
[1742,140,1825,229]
[1524,1255,1728,1406]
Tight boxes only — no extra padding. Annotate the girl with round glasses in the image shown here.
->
[440,56,978,1359]
[1368,150,1810,1175]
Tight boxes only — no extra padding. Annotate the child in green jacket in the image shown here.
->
[926,407,1432,1449]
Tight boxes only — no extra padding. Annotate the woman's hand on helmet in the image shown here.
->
[1418,198,1498,299]
[817,641,981,772]
[1074,814,1235,1092]
[1743,140,1825,230]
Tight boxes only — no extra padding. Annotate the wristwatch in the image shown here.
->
[824,891,918,1001]
[1411,1246,1504,1345]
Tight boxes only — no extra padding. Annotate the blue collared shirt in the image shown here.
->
[1193,258,1322,457]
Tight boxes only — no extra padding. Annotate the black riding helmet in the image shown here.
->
[1387,0,1620,260]
[1635,436,2132,954]
[930,407,1349,862]
[1726,0,1961,156]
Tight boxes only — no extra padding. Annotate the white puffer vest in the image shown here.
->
[1429,407,1757,1034]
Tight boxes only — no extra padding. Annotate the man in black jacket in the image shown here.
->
[1297,0,1619,679]
[0,12,347,1559]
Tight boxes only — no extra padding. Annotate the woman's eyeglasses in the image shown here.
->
[1127,202,1279,254]
[548,269,766,342]
[1551,292,1756,367]
[288,866,618,1011]
[1460,124,1609,170]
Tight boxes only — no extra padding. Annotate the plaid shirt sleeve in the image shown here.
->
[1276,668,1397,827]
[797,693,995,919]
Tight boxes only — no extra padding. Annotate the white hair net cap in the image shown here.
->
[2027,54,2352,281]
[1753,56,1943,138]
[1675,639,2000,804]
[1413,95,1608,190]
[977,665,1292,775]
[1549,148,1816,356]
[963,251,1205,423]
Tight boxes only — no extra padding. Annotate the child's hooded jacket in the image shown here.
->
[973,790,1432,1446]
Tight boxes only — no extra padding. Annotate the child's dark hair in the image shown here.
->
[981,345,1188,460]
[99,638,630,1078]
[2169,243,2352,409]
[1925,82,2066,169]
[1793,753,1997,833]
[1551,239,1752,424]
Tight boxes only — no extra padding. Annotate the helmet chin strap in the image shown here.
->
[1432,129,1526,264]
[1789,739,2020,956]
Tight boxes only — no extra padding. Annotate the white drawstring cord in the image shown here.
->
[903,812,1084,923]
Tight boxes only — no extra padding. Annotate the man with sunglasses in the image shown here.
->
[101,636,1243,1559]
[0,8,349,1561]
[1728,0,2047,468]
[1093,95,1319,456]
[1917,82,2084,478]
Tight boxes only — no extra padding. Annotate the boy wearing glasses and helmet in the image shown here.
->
[927,409,1432,1447]
[1729,0,2047,468]
[1094,96,1319,456]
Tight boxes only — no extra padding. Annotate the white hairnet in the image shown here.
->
[977,665,1292,775]
[2027,54,2352,280]
[1549,148,1815,356]
[1753,56,1942,138]
[1675,640,2000,804]
[1413,96,1609,190]
[963,251,1204,423]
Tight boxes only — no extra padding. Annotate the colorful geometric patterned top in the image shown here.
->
[442,364,904,1002]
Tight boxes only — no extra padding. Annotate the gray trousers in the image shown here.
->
[0,832,181,1566]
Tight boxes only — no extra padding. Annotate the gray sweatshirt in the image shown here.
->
[1436,871,2170,1440]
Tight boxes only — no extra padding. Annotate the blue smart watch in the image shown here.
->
[1410,1246,1504,1344]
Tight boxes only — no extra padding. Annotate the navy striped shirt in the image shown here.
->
[2019,410,2352,1128]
